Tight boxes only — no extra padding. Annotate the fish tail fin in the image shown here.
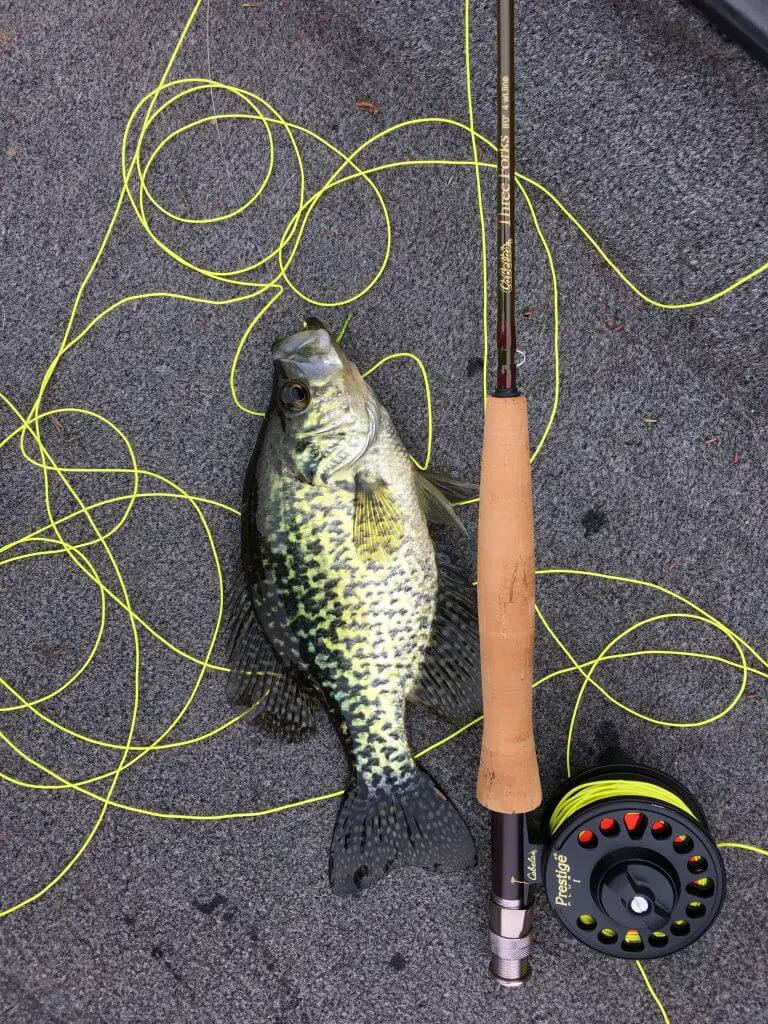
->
[328,767,476,894]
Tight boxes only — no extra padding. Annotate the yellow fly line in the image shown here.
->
[547,779,698,836]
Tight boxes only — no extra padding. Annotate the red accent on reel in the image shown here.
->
[623,812,648,837]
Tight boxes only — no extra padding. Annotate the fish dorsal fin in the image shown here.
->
[414,469,476,531]
[227,568,317,740]
[353,474,404,562]
[410,553,482,722]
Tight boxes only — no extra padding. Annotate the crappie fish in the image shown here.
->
[228,318,481,893]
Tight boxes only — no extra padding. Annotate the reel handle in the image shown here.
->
[476,393,542,813]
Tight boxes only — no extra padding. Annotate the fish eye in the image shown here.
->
[278,379,311,412]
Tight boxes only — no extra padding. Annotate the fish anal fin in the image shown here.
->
[410,554,482,722]
[353,475,404,562]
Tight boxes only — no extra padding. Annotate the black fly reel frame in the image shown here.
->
[523,763,726,962]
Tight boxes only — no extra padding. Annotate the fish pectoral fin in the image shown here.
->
[329,770,476,894]
[409,552,482,723]
[414,469,476,531]
[227,568,317,741]
[353,475,404,562]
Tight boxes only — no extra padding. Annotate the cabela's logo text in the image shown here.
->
[499,238,513,293]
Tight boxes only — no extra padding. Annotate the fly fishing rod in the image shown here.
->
[476,0,541,988]
[476,0,727,985]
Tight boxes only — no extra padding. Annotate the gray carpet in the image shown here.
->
[1,1,766,1022]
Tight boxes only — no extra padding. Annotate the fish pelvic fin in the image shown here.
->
[352,475,404,562]
[415,468,477,531]
[226,568,316,741]
[409,553,482,722]
[328,768,476,894]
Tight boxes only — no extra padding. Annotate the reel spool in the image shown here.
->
[536,764,726,960]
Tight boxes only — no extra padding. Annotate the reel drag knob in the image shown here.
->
[598,857,676,930]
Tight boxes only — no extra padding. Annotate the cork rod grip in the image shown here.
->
[476,394,542,813]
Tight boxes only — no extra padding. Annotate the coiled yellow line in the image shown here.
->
[548,779,697,836]
[1,3,766,1019]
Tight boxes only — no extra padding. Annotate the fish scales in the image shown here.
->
[258,410,436,785]
[229,318,481,893]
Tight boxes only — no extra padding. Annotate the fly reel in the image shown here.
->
[528,764,726,960]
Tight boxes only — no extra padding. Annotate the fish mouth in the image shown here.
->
[270,318,376,475]
[272,319,346,378]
